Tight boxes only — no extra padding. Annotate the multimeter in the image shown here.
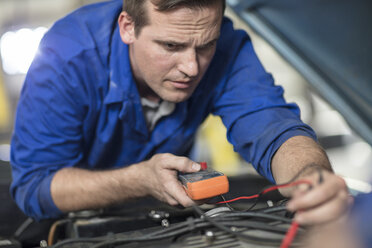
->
[178,162,229,200]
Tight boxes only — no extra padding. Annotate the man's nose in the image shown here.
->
[178,49,199,78]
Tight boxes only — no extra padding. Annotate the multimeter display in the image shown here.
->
[178,167,229,200]
[179,168,224,183]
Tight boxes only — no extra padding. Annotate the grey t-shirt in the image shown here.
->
[141,98,176,131]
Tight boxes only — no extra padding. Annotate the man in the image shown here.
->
[11,0,348,224]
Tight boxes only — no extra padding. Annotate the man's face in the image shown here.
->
[119,1,223,103]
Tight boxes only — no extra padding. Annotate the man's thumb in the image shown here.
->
[191,162,201,172]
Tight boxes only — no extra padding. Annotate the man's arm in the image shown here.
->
[51,153,200,213]
[272,135,332,186]
[271,135,350,225]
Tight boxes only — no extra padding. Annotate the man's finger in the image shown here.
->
[164,192,180,206]
[287,175,346,211]
[293,189,350,225]
[176,159,200,173]
[160,154,200,173]
[164,179,194,207]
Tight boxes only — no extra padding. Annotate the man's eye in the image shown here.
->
[164,43,178,51]
[200,41,216,50]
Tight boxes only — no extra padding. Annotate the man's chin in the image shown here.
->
[156,87,193,102]
[162,93,192,103]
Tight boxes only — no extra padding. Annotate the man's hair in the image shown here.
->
[123,0,226,36]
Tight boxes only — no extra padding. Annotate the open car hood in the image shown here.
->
[228,0,372,145]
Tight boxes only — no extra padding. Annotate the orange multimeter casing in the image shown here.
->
[178,167,229,200]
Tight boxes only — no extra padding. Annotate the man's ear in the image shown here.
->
[118,11,135,44]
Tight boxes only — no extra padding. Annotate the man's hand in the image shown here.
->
[271,136,352,225]
[51,153,200,213]
[286,170,352,225]
[138,153,201,207]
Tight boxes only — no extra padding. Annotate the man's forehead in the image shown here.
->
[152,34,220,46]
[148,0,223,12]
[146,2,222,30]
[149,20,221,45]
[146,0,223,21]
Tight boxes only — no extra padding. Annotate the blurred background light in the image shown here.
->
[0,144,10,162]
[0,27,47,75]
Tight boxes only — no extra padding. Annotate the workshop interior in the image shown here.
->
[0,0,371,247]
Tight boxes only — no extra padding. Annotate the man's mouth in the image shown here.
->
[170,80,192,89]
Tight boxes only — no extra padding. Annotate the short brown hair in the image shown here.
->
[122,0,226,36]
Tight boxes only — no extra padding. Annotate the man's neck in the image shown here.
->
[139,87,160,103]
[134,78,160,103]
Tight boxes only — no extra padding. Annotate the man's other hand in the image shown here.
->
[138,153,200,207]
[286,170,352,225]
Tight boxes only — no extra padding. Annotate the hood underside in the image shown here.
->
[228,0,372,145]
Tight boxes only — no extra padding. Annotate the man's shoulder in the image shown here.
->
[40,0,123,59]
[213,16,253,66]
[218,16,251,46]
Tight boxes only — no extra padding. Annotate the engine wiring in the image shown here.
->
[50,177,317,248]
[52,205,297,248]
[50,165,328,248]
[193,179,312,248]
